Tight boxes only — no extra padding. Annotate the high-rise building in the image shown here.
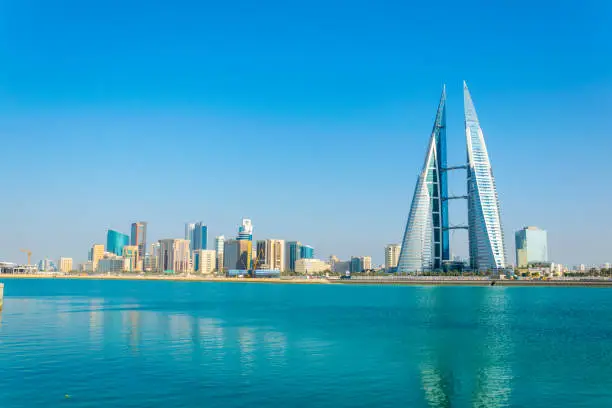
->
[59,257,73,273]
[350,257,363,273]
[158,239,192,273]
[185,223,195,245]
[145,242,160,272]
[255,239,285,270]
[286,241,302,272]
[223,239,239,271]
[515,226,548,267]
[300,245,314,259]
[237,218,253,240]
[385,244,401,270]
[107,230,130,256]
[122,245,140,271]
[464,82,506,270]
[91,244,104,272]
[397,83,506,272]
[193,249,216,274]
[361,256,372,271]
[236,219,253,269]
[215,235,225,271]
[397,87,449,273]
[192,222,208,251]
[130,222,147,264]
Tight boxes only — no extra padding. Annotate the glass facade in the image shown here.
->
[515,227,548,267]
[300,245,314,259]
[107,230,130,256]
[464,82,506,270]
[193,223,208,251]
[397,87,449,273]
[287,241,301,272]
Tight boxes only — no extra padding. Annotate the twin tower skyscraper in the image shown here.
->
[397,82,506,272]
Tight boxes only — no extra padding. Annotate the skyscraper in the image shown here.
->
[385,244,401,270]
[130,222,147,263]
[185,223,195,245]
[464,82,506,270]
[515,226,548,267]
[107,230,130,256]
[397,87,449,273]
[192,222,208,251]
[158,239,191,274]
[223,239,239,271]
[91,244,104,272]
[255,239,285,270]
[236,219,253,269]
[397,83,506,272]
[286,241,302,272]
[215,235,225,271]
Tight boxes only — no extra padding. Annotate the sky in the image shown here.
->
[0,0,611,267]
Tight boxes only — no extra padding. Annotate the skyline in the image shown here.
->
[1,1,611,266]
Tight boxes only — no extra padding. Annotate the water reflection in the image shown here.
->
[417,287,514,407]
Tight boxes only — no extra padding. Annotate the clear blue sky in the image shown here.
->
[1,0,611,266]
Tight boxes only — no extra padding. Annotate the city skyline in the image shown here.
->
[1,2,610,266]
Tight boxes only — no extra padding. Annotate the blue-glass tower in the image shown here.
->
[106,229,130,256]
[193,222,208,251]
[397,87,449,272]
[300,245,314,259]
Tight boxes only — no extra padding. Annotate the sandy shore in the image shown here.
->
[2,274,612,287]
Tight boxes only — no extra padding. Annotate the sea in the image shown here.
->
[0,278,611,407]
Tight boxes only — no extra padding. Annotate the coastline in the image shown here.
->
[1,274,612,287]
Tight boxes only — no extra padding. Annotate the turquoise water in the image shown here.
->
[1,279,611,407]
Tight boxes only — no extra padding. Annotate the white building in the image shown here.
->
[159,239,192,273]
[194,249,216,274]
[515,226,548,267]
[59,257,73,273]
[361,256,372,271]
[385,244,401,270]
[295,258,330,274]
[185,223,195,243]
[215,235,225,271]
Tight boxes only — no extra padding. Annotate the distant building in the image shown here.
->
[38,258,57,272]
[256,239,285,270]
[236,219,253,269]
[295,258,330,274]
[300,245,314,259]
[98,255,127,274]
[329,255,350,274]
[193,249,216,274]
[80,261,93,272]
[107,229,130,256]
[145,242,161,272]
[515,226,548,267]
[350,257,363,273]
[59,257,73,273]
[159,239,192,273]
[361,256,372,270]
[130,222,147,265]
[122,245,140,271]
[237,218,253,240]
[192,222,208,251]
[604,263,611,270]
[223,239,239,271]
[185,223,196,244]
[286,241,302,272]
[215,235,225,271]
[91,244,104,272]
[385,244,401,270]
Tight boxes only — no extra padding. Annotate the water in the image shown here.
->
[1,279,611,407]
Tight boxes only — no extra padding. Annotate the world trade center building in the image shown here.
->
[397,82,506,272]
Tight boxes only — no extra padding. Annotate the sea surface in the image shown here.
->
[0,279,611,407]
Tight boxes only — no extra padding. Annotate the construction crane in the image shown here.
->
[20,249,32,265]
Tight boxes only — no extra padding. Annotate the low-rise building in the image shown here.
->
[295,258,330,274]
[59,257,73,273]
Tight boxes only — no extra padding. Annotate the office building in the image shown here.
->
[300,245,314,259]
[122,245,140,271]
[464,82,506,270]
[237,218,253,240]
[236,218,253,270]
[185,223,195,245]
[255,239,285,270]
[385,244,401,270]
[193,249,216,274]
[295,258,330,274]
[98,255,128,274]
[80,261,93,272]
[107,230,130,256]
[223,239,239,271]
[59,257,73,273]
[192,222,208,251]
[350,257,364,273]
[130,222,147,264]
[215,235,225,272]
[286,241,301,272]
[158,239,192,273]
[37,258,57,272]
[361,256,372,271]
[397,83,506,272]
[329,255,350,274]
[515,226,548,267]
[91,244,104,272]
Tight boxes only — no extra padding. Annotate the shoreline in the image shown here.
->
[1,274,612,287]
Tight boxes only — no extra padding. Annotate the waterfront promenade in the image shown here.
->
[2,274,612,287]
